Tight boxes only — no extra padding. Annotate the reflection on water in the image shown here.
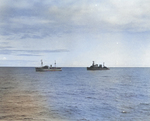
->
[0,87,67,121]
[1,91,41,120]
[0,67,66,121]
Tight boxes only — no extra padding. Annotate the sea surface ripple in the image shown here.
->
[0,67,150,121]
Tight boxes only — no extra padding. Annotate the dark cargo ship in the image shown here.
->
[87,61,109,70]
[35,60,62,72]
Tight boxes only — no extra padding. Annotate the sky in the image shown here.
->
[0,0,150,67]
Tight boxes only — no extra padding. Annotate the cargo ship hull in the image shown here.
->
[36,67,62,72]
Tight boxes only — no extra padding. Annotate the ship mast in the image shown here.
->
[55,60,56,67]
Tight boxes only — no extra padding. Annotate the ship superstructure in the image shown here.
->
[87,61,109,70]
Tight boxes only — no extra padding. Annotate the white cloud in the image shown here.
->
[1,0,150,38]
[2,57,6,60]
[0,0,150,66]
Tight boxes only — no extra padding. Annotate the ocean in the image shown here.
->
[0,67,150,121]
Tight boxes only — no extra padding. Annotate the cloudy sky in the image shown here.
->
[0,0,150,67]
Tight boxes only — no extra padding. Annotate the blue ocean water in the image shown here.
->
[0,67,150,121]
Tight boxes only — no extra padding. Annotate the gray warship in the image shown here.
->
[87,61,109,70]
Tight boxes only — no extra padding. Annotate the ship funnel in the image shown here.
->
[92,61,95,66]
[41,60,43,66]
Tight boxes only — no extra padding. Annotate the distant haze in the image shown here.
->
[0,0,150,67]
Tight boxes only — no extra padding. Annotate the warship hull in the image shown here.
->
[87,67,109,70]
